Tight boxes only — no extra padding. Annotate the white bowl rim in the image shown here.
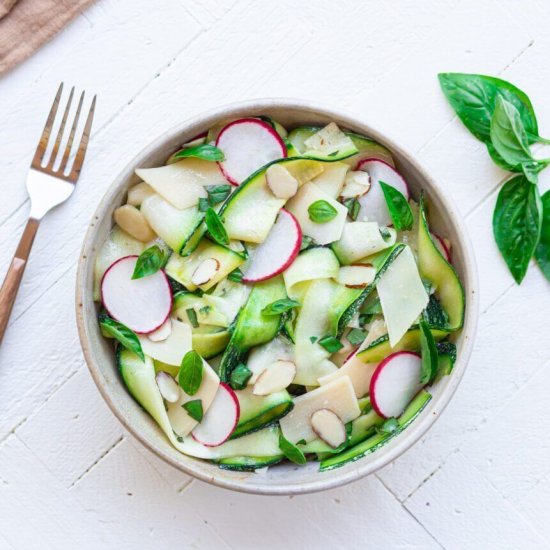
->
[76,98,479,495]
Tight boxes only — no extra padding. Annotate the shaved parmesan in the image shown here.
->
[139,319,192,366]
[311,161,349,198]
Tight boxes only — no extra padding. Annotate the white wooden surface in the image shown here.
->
[0,1,549,548]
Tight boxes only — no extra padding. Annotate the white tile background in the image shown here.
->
[0,1,549,548]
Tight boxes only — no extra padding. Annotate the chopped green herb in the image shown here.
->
[262,298,300,316]
[228,268,244,283]
[318,335,344,353]
[342,197,360,221]
[309,336,318,344]
[296,439,307,446]
[173,143,225,162]
[347,328,367,346]
[205,207,229,246]
[308,200,338,223]
[380,181,414,231]
[186,308,199,328]
[182,399,203,422]
[205,184,232,205]
[328,150,339,157]
[178,350,203,396]
[379,227,392,241]
[362,296,382,315]
[198,197,210,212]
[229,363,252,390]
[279,434,307,465]
[198,305,211,315]
[131,245,166,280]
[358,313,373,326]
[99,314,144,361]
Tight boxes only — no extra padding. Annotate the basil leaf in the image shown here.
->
[173,144,225,162]
[279,434,307,465]
[262,298,300,316]
[493,175,542,283]
[198,198,210,212]
[205,184,232,206]
[132,245,166,280]
[342,197,360,221]
[535,190,550,281]
[229,363,252,390]
[205,207,229,246]
[182,399,203,422]
[438,73,538,144]
[99,314,144,361]
[308,200,337,223]
[186,308,199,328]
[178,350,203,396]
[227,268,243,283]
[419,319,438,384]
[489,97,544,182]
[347,328,366,346]
[379,181,413,230]
[318,335,344,353]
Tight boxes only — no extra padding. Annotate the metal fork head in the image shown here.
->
[27,83,96,219]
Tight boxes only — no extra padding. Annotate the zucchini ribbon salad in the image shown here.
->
[96,118,465,472]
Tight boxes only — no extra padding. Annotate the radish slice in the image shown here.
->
[192,383,240,447]
[431,232,452,262]
[369,351,423,418]
[356,159,410,226]
[216,118,287,185]
[101,256,172,334]
[242,210,301,282]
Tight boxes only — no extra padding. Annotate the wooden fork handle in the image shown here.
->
[0,218,40,344]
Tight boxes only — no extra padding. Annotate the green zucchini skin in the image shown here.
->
[214,455,284,471]
[418,192,465,331]
[218,277,287,381]
[336,244,405,336]
[319,390,432,471]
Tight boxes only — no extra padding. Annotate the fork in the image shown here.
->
[0,83,96,344]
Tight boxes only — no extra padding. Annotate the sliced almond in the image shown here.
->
[191,258,220,286]
[336,265,376,288]
[310,408,346,448]
[266,164,299,199]
[148,318,172,342]
[252,360,296,396]
[114,204,156,242]
[155,371,181,403]
[127,182,155,207]
[340,171,371,198]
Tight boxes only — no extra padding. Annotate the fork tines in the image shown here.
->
[31,83,96,183]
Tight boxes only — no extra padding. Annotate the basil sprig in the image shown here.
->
[379,181,413,230]
[173,143,225,162]
[199,185,232,212]
[182,399,203,422]
[535,191,550,280]
[308,200,337,223]
[419,319,439,384]
[439,72,550,283]
[204,207,229,246]
[132,245,166,280]
[99,314,144,361]
[493,175,542,284]
[262,298,300,316]
[278,434,307,465]
[178,350,203,396]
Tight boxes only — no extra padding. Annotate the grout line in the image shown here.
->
[69,435,125,488]
[376,474,447,549]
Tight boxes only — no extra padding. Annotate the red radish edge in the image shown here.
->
[191,383,240,447]
[369,351,422,419]
[242,209,302,283]
[100,255,173,335]
[432,233,452,263]
[356,158,411,199]
[216,118,287,186]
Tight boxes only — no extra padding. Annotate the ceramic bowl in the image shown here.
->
[76,99,478,495]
